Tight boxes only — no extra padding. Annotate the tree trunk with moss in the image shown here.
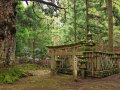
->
[73,0,77,42]
[107,0,113,52]
[86,0,89,39]
[0,0,16,67]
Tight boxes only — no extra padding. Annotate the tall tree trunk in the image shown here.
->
[107,0,113,52]
[73,0,77,42]
[86,0,89,40]
[0,0,16,67]
[32,31,36,63]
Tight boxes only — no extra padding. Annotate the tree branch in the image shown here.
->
[23,0,64,9]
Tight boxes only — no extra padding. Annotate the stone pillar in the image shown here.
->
[72,47,78,81]
[80,55,87,79]
[51,49,56,75]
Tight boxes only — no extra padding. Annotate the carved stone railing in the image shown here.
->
[47,32,120,80]
[47,40,120,80]
[83,51,120,77]
[47,40,96,80]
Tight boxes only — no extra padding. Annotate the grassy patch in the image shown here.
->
[0,67,28,84]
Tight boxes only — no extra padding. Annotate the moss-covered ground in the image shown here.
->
[0,64,120,90]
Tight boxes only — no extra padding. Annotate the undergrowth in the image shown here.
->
[0,67,28,84]
[0,64,47,84]
[17,64,43,70]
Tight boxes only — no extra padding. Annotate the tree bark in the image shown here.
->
[107,0,113,52]
[86,0,89,40]
[73,0,77,42]
[0,0,16,67]
[32,31,36,63]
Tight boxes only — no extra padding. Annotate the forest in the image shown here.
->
[0,0,120,90]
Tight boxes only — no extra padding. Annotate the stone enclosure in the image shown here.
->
[47,33,120,80]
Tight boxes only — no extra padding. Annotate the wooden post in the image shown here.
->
[72,47,78,81]
[51,49,56,75]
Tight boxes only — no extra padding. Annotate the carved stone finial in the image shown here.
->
[87,31,92,40]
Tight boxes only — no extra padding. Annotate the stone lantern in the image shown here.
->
[86,31,95,51]
[87,31,92,41]
[80,55,87,79]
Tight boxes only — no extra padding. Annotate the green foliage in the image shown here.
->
[0,67,28,84]
[16,0,120,57]
[59,0,120,48]
[16,2,51,58]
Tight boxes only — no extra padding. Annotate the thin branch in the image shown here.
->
[25,0,29,5]
[32,2,45,19]
[22,0,65,9]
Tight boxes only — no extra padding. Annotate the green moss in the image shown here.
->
[0,67,28,84]
[0,75,4,84]
[3,74,13,84]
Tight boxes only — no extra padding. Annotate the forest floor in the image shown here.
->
[0,66,120,90]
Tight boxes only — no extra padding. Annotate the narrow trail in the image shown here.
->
[0,69,120,90]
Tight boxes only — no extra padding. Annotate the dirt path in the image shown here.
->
[0,70,77,90]
[78,74,120,90]
[0,70,120,90]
